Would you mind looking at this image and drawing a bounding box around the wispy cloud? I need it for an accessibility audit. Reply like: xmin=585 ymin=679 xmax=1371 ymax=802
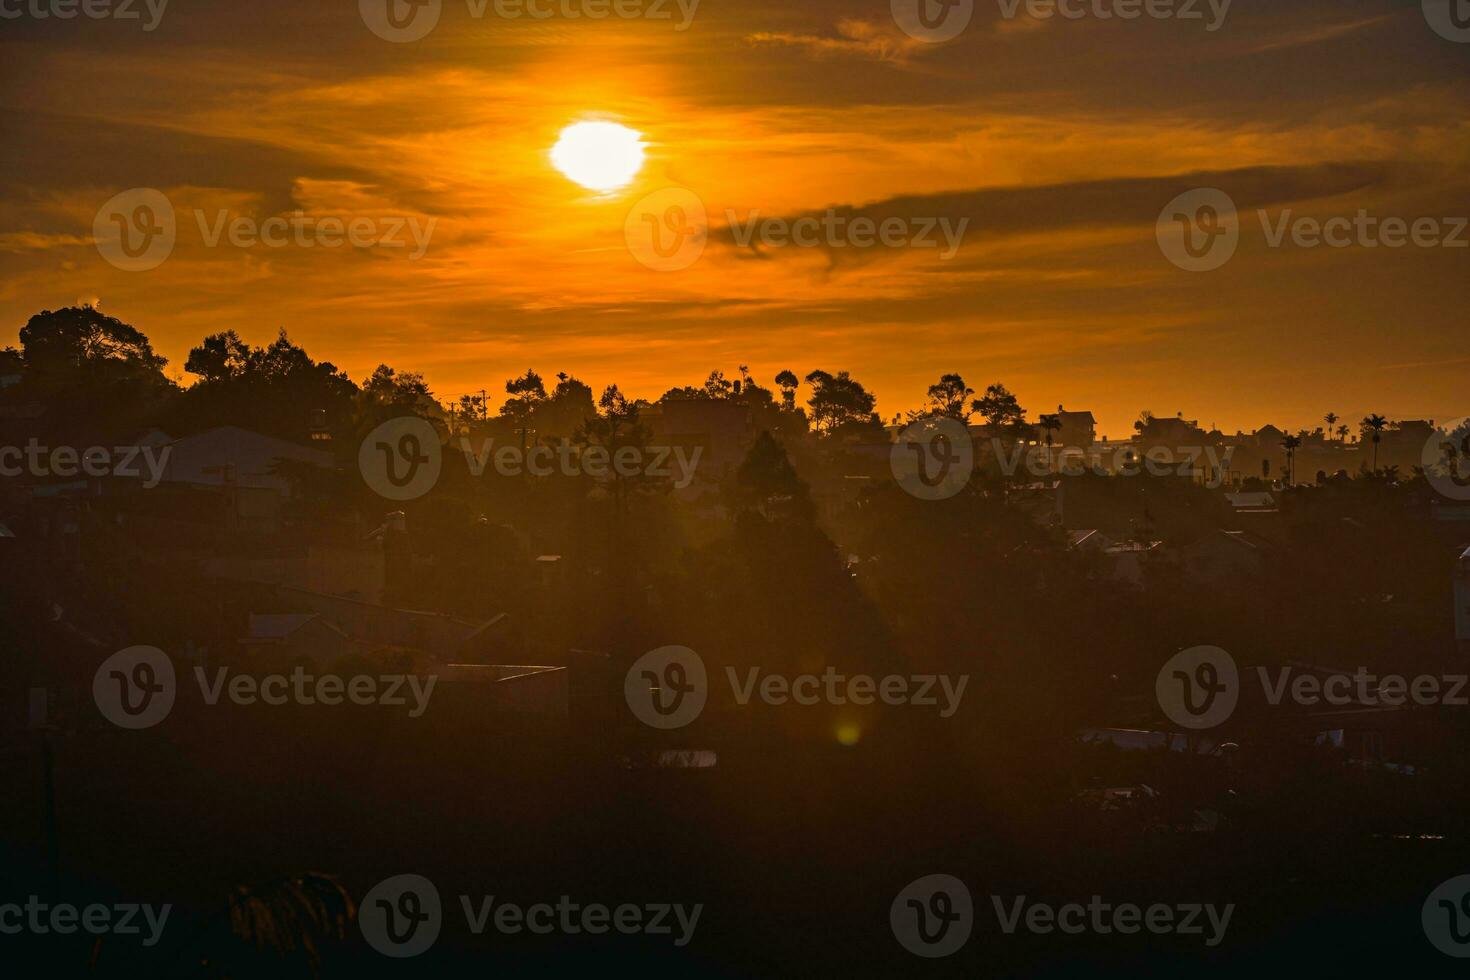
xmin=1247 ymin=14 xmax=1396 ymax=53
xmin=746 ymin=18 xmax=927 ymax=65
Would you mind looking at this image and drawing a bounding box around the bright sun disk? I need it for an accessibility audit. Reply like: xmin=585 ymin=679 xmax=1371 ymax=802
xmin=550 ymin=121 xmax=646 ymax=193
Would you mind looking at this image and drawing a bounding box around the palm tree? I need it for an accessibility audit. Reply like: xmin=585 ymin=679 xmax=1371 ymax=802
xmin=1324 ymin=412 xmax=1338 ymax=439
xmin=1281 ymin=434 xmax=1303 ymax=485
xmin=1336 ymin=423 xmax=1350 ymax=443
xmin=1038 ymin=413 xmax=1062 ymax=471
xmin=1361 ymin=414 xmax=1388 ymax=470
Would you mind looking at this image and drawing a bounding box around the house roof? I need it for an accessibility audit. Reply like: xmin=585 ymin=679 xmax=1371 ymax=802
xmin=159 ymin=426 xmax=333 ymax=492
xmin=1225 ymin=491 xmax=1276 ymax=510
xmin=247 ymin=613 xmax=320 ymax=640
xmin=1214 ymin=528 xmax=1275 ymax=551
xmin=1068 ymin=529 xmax=1114 ymax=550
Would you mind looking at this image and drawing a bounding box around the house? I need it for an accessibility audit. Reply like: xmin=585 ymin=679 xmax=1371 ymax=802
xmin=1051 ymin=405 xmax=1097 ymax=451
xmin=1175 ymin=528 xmax=1271 ymax=589
xmin=203 ymin=544 xmax=387 ymax=605
xmin=1374 ymin=419 xmax=1438 ymax=471
xmin=1225 ymin=491 xmax=1277 ymax=514
xmin=240 ymin=613 xmax=355 ymax=667
xmin=1102 ymin=540 xmax=1164 ymax=586
xmin=436 ymin=664 xmax=568 ymax=718
xmin=1137 ymin=415 xmax=1208 ymax=448
xmin=262 ymin=585 xmax=511 ymax=662
xmin=153 ymin=426 xmax=335 ymax=533
xmin=1254 ymin=424 xmax=1286 ymax=446
xmin=1068 ymin=529 xmax=1114 ymax=552
xmin=642 ymin=399 xmax=756 ymax=493
xmin=158 ymin=426 xmax=333 ymax=494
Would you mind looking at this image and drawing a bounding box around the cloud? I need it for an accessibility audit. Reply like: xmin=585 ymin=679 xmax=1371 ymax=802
xmin=1246 ymin=14 xmax=1396 ymax=54
xmin=711 ymin=162 xmax=1390 ymax=265
xmin=0 ymin=231 xmax=92 ymax=253
xmin=746 ymin=18 xmax=928 ymax=65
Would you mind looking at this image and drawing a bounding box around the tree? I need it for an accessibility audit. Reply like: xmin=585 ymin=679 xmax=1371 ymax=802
xmin=362 ymin=364 xmax=433 ymax=412
xmin=1361 ymin=414 xmax=1388 ymax=470
xmin=1281 ymin=433 xmax=1302 ymax=485
xmin=175 ymin=328 xmax=358 ymax=439
xmin=184 ymin=330 xmax=251 ymax=384
xmin=19 ymin=305 xmax=168 ymax=379
xmin=973 ymin=383 xmax=1026 ymax=429
xmin=1038 ymin=412 xmax=1062 ymax=470
xmin=972 ymin=384 xmax=1029 ymax=494
xmin=775 ymin=370 xmax=800 ymax=411
xmin=448 ymin=392 xmax=487 ymax=431
xmin=1324 ymin=412 xmax=1339 ymax=439
xmin=1336 ymin=423 xmax=1350 ymax=443
xmin=536 ymin=371 xmax=596 ymax=439
xmin=702 ymin=370 xmax=735 ymax=399
xmin=576 ymin=384 xmax=657 ymax=514
xmin=911 ymin=373 xmax=974 ymax=423
xmin=804 ymin=370 xmax=881 ymax=436
xmin=733 ymin=430 xmax=813 ymax=520
xmin=13 ymin=307 xmax=175 ymax=431
xmin=504 ymin=369 xmax=547 ymax=401
xmin=498 ymin=369 xmax=546 ymax=431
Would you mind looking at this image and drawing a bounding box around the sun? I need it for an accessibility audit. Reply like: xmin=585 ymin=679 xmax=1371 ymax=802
xmin=550 ymin=121 xmax=646 ymax=193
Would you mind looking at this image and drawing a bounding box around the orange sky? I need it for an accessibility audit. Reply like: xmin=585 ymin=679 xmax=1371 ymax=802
xmin=1 ymin=1 xmax=1467 ymax=437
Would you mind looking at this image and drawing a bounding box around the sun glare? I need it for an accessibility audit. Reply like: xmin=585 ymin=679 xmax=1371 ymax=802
xmin=550 ymin=121 xmax=646 ymax=193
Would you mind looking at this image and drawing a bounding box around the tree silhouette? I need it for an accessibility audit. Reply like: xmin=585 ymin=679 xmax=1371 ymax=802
xmin=1280 ymin=433 xmax=1302 ymax=485
xmin=733 ymin=430 xmax=813 ymax=520
xmin=909 ymin=372 xmax=974 ymax=423
xmin=20 ymin=305 xmax=168 ymax=379
xmin=185 ymin=331 xmax=251 ymax=383
xmin=803 ymin=370 xmax=880 ymax=436
xmin=175 ymin=328 xmax=357 ymax=439
xmin=1039 ymin=413 xmax=1062 ymax=471
xmin=361 ymin=364 xmax=433 ymax=414
xmin=1361 ymin=414 xmax=1388 ymax=470
xmin=774 ymin=369 xmax=800 ymax=411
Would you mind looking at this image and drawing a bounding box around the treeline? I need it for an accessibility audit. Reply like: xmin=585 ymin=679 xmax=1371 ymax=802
xmin=1 ymin=306 xmax=1044 ymax=447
